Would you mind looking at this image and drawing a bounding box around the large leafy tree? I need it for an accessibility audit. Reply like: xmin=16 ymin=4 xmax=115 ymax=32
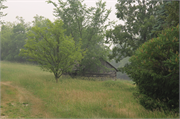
xmin=20 ymin=19 xmax=84 ymax=83
xmin=105 ymin=0 xmax=163 ymax=62
xmin=46 ymin=0 xmax=112 ymax=73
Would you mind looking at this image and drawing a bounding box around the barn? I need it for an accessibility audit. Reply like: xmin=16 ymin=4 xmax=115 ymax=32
xmin=67 ymin=59 xmax=118 ymax=78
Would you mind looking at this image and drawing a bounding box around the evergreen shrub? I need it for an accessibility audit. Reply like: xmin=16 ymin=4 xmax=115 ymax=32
xmin=124 ymin=25 xmax=179 ymax=113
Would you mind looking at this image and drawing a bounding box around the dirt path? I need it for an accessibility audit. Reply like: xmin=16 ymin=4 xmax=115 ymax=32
xmin=1 ymin=81 xmax=51 ymax=118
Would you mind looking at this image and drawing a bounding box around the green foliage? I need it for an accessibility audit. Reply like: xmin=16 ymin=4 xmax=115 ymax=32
xmin=1 ymin=22 xmax=14 ymax=60
xmin=124 ymin=25 xmax=179 ymax=113
xmin=149 ymin=2 xmax=167 ymax=38
xmin=1 ymin=17 xmax=29 ymax=62
xmin=20 ymin=19 xmax=85 ymax=83
xmin=32 ymin=14 xmax=49 ymax=28
xmin=133 ymin=92 xmax=170 ymax=112
xmin=164 ymin=1 xmax=179 ymax=27
xmin=150 ymin=1 xmax=179 ymax=38
xmin=46 ymin=0 xmax=112 ymax=73
xmin=0 ymin=0 xmax=8 ymax=24
xmin=105 ymin=0 xmax=162 ymax=62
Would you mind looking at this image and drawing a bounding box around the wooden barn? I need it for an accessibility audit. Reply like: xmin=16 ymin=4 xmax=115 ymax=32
xmin=67 ymin=59 xmax=118 ymax=78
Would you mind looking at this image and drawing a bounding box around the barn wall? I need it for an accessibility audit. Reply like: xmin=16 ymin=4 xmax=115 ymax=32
xmin=82 ymin=60 xmax=117 ymax=78
xmin=64 ymin=60 xmax=117 ymax=78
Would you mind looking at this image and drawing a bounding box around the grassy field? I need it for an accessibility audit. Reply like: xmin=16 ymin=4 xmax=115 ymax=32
xmin=0 ymin=61 xmax=179 ymax=118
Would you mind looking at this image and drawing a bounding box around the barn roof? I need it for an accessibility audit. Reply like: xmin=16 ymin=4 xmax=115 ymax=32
xmin=71 ymin=59 xmax=118 ymax=72
xmin=103 ymin=60 xmax=118 ymax=72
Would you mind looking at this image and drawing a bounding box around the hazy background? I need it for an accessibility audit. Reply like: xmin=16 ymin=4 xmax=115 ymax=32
xmin=2 ymin=0 xmax=124 ymax=25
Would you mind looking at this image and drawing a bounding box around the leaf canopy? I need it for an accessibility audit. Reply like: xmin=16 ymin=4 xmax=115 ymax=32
xmin=20 ymin=19 xmax=85 ymax=82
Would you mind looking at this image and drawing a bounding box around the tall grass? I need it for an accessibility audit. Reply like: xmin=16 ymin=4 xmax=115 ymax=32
xmin=1 ymin=61 xmax=179 ymax=118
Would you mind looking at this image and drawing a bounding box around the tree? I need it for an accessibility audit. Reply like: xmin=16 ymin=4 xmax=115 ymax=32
xmin=46 ymin=0 xmax=112 ymax=74
xmin=1 ymin=22 xmax=14 ymax=60
xmin=0 ymin=0 xmax=8 ymax=24
xmin=149 ymin=1 xmax=167 ymax=38
xmin=32 ymin=14 xmax=49 ymax=28
xmin=20 ymin=19 xmax=84 ymax=83
xmin=105 ymin=0 xmax=163 ymax=62
xmin=1 ymin=16 xmax=30 ymax=62
xmin=164 ymin=1 xmax=179 ymax=27
xmin=150 ymin=1 xmax=179 ymax=38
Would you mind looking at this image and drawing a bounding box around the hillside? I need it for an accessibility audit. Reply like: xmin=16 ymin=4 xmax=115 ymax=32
xmin=1 ymin=61 xmax=178 ymax=118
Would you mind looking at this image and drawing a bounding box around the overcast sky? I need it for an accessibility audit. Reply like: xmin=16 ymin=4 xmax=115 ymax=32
xmin=2 ymin=0 xmax=124 ymax=25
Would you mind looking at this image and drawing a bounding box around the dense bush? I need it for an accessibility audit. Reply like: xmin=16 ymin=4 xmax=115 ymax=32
xmin=124 ymin=25 xmax=179 ymax=113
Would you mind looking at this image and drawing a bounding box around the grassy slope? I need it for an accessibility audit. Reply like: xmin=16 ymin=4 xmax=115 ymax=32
xmin=0 ymin=61 xmax=179 ymax=118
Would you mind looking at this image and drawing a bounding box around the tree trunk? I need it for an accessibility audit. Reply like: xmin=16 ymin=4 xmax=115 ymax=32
xmin=55 ymin=77 xmax=58 ymax=83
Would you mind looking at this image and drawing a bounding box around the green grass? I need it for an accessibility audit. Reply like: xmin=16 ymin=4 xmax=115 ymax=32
xmin=1 ymin=61 xmax=179 ymax=118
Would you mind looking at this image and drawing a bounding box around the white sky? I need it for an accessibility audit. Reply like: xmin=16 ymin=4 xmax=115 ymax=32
xmin=2 ymin=0 xmax=124 ymax=25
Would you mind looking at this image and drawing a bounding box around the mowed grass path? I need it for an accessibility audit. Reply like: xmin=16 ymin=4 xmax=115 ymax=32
xmin=1 ymin=61 xmax=178 ymax=118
